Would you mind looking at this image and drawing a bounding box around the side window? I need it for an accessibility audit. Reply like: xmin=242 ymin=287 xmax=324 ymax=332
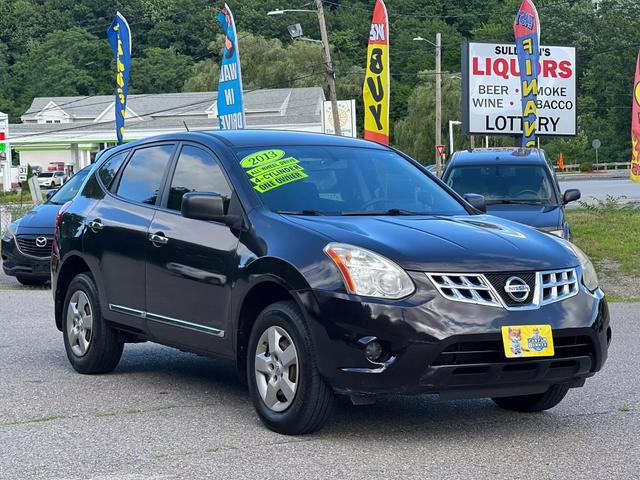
xmin=166 ymin=145 xmax=232 ymax=211
xmin=116 ymin=145 xmax=174 ymax=205
xmin=98 ymin=151 xmax=128 ymax=189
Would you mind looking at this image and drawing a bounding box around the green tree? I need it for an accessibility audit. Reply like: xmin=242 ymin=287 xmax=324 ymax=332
xmin=9 ymin=28 xmax=113 ymax=120
xmin=131 ymin=47 xmax=194 ymax=94
xmin=183 ymin=33 xmax=325 ymax=92
xmin=394 ymin=72 xmax=462 ymax=165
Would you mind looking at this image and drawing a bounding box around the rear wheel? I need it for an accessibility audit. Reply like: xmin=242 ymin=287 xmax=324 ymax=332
xmin=492 ymin=384 xmax=569 ymax=412
xmin=62 ymin=273 xmax=123 ymax=374
xmin=247 ymin=301 xmax=334 ymax=435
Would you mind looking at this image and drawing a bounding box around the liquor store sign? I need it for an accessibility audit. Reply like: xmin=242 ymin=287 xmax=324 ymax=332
xmin=462 ymin=42 xmax=576 ymax=136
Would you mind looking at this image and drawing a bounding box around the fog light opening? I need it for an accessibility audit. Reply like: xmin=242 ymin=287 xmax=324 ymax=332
xmin=365 ymin=340 xmax=384 ymax=363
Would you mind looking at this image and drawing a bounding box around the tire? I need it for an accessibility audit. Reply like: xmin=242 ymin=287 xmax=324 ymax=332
xmin=62 ymin=273 xmax=124 ymax=374
xmin=492 ymin=384 xmax=569 ymax=412
xmin=247 ymin=300 xmax=334 ymax=435
xmin=16 ymin=276 xmax=48 ymax=287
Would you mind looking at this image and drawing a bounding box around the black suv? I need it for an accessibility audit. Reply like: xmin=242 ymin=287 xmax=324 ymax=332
xmin=52 ymin=131 xmax=610 ymax=434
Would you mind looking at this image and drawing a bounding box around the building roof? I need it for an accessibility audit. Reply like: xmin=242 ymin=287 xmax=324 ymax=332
xmin=12 ymin=88 xmax=325 ymax=145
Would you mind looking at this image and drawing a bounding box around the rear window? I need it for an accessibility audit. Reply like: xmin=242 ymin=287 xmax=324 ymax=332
xmin=116 ymin=145 xmax=174 ymax=205
xmin=98 ymin=151 xmax=128 ymax=189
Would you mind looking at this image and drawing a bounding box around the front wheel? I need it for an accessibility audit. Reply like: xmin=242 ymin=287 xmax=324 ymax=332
xmin=492 ymin=384 xmax=569 ymax=412
xmin=62 ymin=273 xmax=124 ymax=374
xmin=247 ymin=301 xmax=334 ymax=435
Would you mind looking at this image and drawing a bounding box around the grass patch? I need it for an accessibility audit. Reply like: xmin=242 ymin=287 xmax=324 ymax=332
xmin=606 ymin=296 xmax=640 ymax=303
xmin=617 ymin=404 xmax=632 ymax=413
xmin=566 ymin=204 xmax=640 ymax=299
xmin=206 ymin=448 xmax=219 ymax=453
xmin=9 ymin=414 xmax=66 ymax=425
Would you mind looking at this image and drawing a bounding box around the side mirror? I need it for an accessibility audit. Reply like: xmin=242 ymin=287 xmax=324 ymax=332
xmin=463 ymin=193 xmax=487 ymax=213
xmin=181 ymin=192 xmax=226 ymax=222
xmin=563 ymin=189 xmax=581 ymax=204
xmin=45 ymin=189 xmax=58 ymax=200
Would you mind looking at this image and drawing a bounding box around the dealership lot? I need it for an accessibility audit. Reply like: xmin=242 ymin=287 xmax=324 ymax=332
xmin=1 ymin=270 xmax=638 ymax=480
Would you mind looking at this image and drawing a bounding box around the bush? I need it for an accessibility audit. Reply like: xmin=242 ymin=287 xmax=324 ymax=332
xmin=580 ymin=162 xmax=593 ymax=173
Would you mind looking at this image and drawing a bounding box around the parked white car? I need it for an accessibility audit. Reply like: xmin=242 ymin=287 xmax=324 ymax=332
xmin=37 ymin=171 xmax=67 ymax=188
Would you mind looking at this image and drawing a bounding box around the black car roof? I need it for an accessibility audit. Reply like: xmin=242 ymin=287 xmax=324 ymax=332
xmin=449 ymin=148 xmax=548 ymax=166
xmin=101 ymin=130 xmax=389 ymax=157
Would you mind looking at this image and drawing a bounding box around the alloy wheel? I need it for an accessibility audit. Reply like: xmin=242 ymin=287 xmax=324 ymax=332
xmin=66 ymin=290 xmax=93 ymax=357
xmin=254 ymin=326 xmax=299 ymax=412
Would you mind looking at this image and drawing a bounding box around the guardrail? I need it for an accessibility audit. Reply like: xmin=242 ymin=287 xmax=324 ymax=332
xmin=555 ymin=164 xmax=580 ymax=172
xmin=555 ymin=162 xmax=630 ymax=173
xmin=593 ymin=162 xmax=630 ymax=171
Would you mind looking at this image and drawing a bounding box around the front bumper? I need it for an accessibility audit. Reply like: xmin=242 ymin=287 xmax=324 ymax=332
xmin=300 ymin=273 xmax=610 ymax=399
xmin=1 ymin=235 xmax=52 ymax=281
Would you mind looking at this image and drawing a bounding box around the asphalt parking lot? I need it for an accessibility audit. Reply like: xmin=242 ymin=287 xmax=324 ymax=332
xmin=1 ymin=270 xmax=638 ymax=480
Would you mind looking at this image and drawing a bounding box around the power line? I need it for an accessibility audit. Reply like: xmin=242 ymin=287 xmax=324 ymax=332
xmin=321 ymin=0 xmax=580 ymax=20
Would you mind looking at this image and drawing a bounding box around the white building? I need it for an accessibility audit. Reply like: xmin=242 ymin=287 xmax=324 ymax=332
xmin=10 ymin=88 xmax=326 ymax=173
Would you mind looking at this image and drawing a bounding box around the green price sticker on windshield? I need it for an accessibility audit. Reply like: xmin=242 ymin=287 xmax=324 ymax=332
xmin=240 ymin=149 xmax=308 ymax=193
xmin=240 ymin=149 xmax=286 ymax=169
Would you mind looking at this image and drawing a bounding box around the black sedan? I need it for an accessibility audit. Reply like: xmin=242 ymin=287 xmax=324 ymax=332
xmin=51 ymin=131 xmax=609 ymax=434
xmin=2 ymin=166 xmax=92 ymax=286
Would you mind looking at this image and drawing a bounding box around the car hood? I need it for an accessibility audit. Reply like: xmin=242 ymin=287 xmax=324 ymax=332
xmin=284 ymin=214 xmax=578 ymax=272
xmin=14 ymin=203 xmax=60 ymax=232
xmin=485 ymin=204 xmax=562 ymax=229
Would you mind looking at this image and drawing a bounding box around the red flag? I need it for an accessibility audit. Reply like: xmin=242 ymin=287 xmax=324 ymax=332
xmin=558 ymin=152 xmax=565 ymax=171
xmin=631 ymin=50 xmax=640 ymax=183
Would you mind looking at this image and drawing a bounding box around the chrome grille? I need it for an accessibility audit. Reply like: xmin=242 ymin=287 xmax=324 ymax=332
xmin=15 ymin=235 xmax=53 ymax=259
xmin=541 ymin=269 xmax=579 ymax=305
xmin=428 ymin=268 xmax=580 ymax=310
xmin=427 ymin=274 xmax=502 ymax=307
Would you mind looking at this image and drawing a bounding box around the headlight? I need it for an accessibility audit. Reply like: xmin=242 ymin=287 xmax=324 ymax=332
xmin=3 ymin=222 xmax=17 ymax=241
xmin=324 ymin=243 xmax=415 ymax=299
xmin=570 ymin=244 xmax=599 ymax=292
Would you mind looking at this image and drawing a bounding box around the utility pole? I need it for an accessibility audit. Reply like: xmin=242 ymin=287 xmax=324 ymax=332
xmin=435 ymin=33 xmax=442 ymax=175
xmin=315 ymin=0 xmax=342 ymax=136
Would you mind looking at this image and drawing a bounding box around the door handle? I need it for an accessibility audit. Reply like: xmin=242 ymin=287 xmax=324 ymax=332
xmin=149 ymin=232 xmax=169 ymax=247
xmin=88 ymin=219 xmax=103 ymax=232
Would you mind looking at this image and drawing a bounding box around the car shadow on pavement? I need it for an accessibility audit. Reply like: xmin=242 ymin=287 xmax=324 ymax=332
xmin=83 ymin=343 xmax=583 ymax=441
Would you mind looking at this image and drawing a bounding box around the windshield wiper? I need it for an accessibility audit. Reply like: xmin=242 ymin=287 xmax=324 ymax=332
xmin=341 ymin=209 xmax=425 ymax=216
xmin=485 ymin=200 xmax=546 ymax=206
xmin=276 ymin=210 xmax=326 ymax=216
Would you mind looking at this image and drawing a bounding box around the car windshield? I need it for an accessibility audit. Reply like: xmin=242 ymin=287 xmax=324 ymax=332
xmin=235 ymin=146 xmax=468 ymax=216
xmin=47 ymin=167 xmax=91 ymax=205
xmin=445 ymin=164 xmax=558 ymax=206
xmin=39 ymin=173 xmax=54 ymax=178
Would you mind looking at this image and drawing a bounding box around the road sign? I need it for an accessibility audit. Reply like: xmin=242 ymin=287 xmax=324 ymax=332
xmin=0 ymin=112 xmax=11 ymax=192
xmin=436 ymin=145 xmax=446 ymax=156
xmin=592 ymin=139 xmax=601 ymax=149
xmin=462 ymin=42 xmax=577 ymax=136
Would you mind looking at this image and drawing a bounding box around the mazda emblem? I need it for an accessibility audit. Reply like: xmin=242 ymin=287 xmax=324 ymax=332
xmin=504 ymin=276 xmax=530 ymax=303
xmin=35 ymin=236 xmax=48 ymax=248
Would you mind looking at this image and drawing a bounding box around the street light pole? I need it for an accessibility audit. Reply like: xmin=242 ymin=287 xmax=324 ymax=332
xmin=435 ymin=32 xmax=442 ymax=175
xmin=414 ymin=34 xmax=443 ymax=174
xmin=268 ymin=4 xmax=342 ymax=136
xmin=314 ymin=0 xmax=342 ymax=136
